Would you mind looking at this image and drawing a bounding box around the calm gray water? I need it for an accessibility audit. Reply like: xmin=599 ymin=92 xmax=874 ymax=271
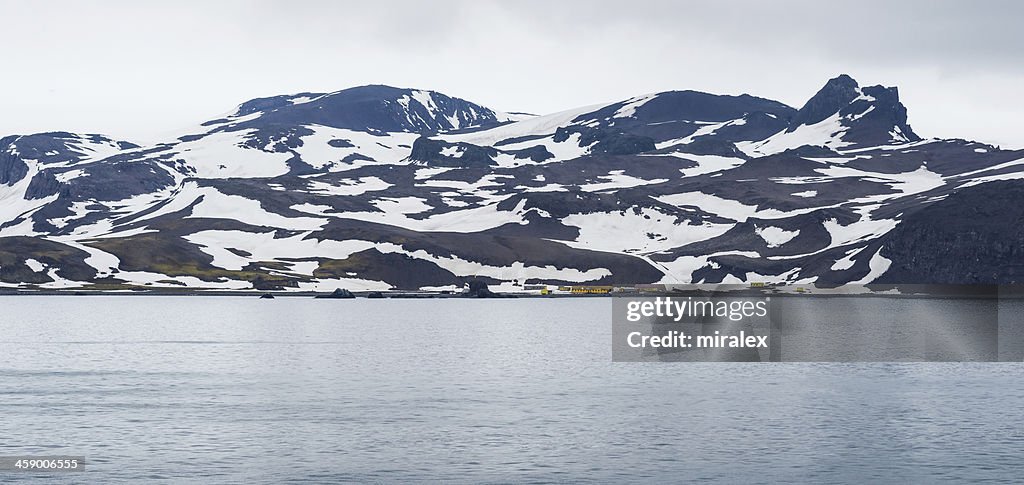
xmin=2 ymin=296 xmax=1023 ymax=483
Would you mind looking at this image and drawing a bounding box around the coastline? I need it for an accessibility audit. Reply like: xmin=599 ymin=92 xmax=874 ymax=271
xmin=1 ymin=285 xmax=1016 ymax=300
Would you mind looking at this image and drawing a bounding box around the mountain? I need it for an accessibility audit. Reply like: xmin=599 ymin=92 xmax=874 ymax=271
xmin=223 ymin=84 xmax=519 ymax=133
xmin=1 ymin=76 xmax=1022 ymax=291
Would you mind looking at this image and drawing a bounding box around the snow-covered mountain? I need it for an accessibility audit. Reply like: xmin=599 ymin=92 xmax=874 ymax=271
xmin=2 ymin=76 xmax=1022 ymax=291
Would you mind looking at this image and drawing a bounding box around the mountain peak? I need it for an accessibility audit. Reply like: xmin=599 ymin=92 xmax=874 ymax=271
xmin=787 ymin=74 xmax=861 ymax=130
xmin=826 ymin=73 xmax=858 ymax=88
xmin=776 ymin=74 xmax=920 ymax=147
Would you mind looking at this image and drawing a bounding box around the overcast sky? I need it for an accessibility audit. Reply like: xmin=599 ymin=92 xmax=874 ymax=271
xmin=2 ymin=0 xmax=1022 ymax=147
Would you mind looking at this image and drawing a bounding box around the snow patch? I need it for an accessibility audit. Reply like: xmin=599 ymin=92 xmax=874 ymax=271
xmin=298 ymin=125 xmax=419 ymax=171
xmin=738 ymin=113 xmax=851 ymax=156
xmin=25 ymin=259 xmax=45 ymax=272
xmin=579 ymin=171 xmax=668 ymax=192
xmin=561 ymin=208 xmax=732 ymax=254
xmin=657 ymin=192 xmax=821 ymax=222
xmin=754 ymin=225 xmax=799 ymax=248
xmin=613 ymin=93 xmax=658 ymax=118
xmin=184 ymin=230 xmax=375 ymax=272
xmin=305 ymin=176 xmax=392 ymax=196
xmin=173 ymin=129 xmax=293 ymax=178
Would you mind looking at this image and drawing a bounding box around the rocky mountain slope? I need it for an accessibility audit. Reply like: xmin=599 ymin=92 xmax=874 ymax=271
xmin=1 ymin=78 xmax=1021 ymax=291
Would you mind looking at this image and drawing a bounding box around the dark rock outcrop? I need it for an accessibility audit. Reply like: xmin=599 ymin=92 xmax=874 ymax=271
xmin=553 ymin=126 xmax=655 ymax=156
xmin=409 ymin=137 xmax=498 ymax=167
xmin=841 ymin=84 xmax=920 ymax=145
xmin=877 ymin=180 xmax=1024 ymax=284
xmin=314 ymin=288 xmax=356 ymax=299
xmin=0 ymin=136 xmax=29 ymax=186
xmin=463 ymin=280 xmax=497 ymax=298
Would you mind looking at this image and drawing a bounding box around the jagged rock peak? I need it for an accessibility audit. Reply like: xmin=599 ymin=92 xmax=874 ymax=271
xmin=788 ymin=74 xmax=861 ymax=130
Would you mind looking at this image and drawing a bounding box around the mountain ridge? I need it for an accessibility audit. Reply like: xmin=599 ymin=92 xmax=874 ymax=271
xmin=1 ymin=74 xmax=1022 ymax=291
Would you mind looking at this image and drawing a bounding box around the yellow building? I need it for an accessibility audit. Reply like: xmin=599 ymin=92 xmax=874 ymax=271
xmin=570 ymin=286 xmax=613 ymax=295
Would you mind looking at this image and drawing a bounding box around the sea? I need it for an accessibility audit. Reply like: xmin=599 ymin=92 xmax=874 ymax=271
xmin=2 ymin=296 xmax=1023 ymax=483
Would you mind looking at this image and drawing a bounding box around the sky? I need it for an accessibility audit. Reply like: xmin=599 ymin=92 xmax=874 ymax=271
xmin=2 ymin=0 xmax=1022 ymax=147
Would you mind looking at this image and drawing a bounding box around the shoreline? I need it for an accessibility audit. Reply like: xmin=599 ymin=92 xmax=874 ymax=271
xmin=1 ymin=286 xmax=1017 ymax=300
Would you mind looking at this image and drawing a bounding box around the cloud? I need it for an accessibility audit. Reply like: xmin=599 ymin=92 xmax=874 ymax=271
xmin=0 ymin=0 xmax=1021 ymax=147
